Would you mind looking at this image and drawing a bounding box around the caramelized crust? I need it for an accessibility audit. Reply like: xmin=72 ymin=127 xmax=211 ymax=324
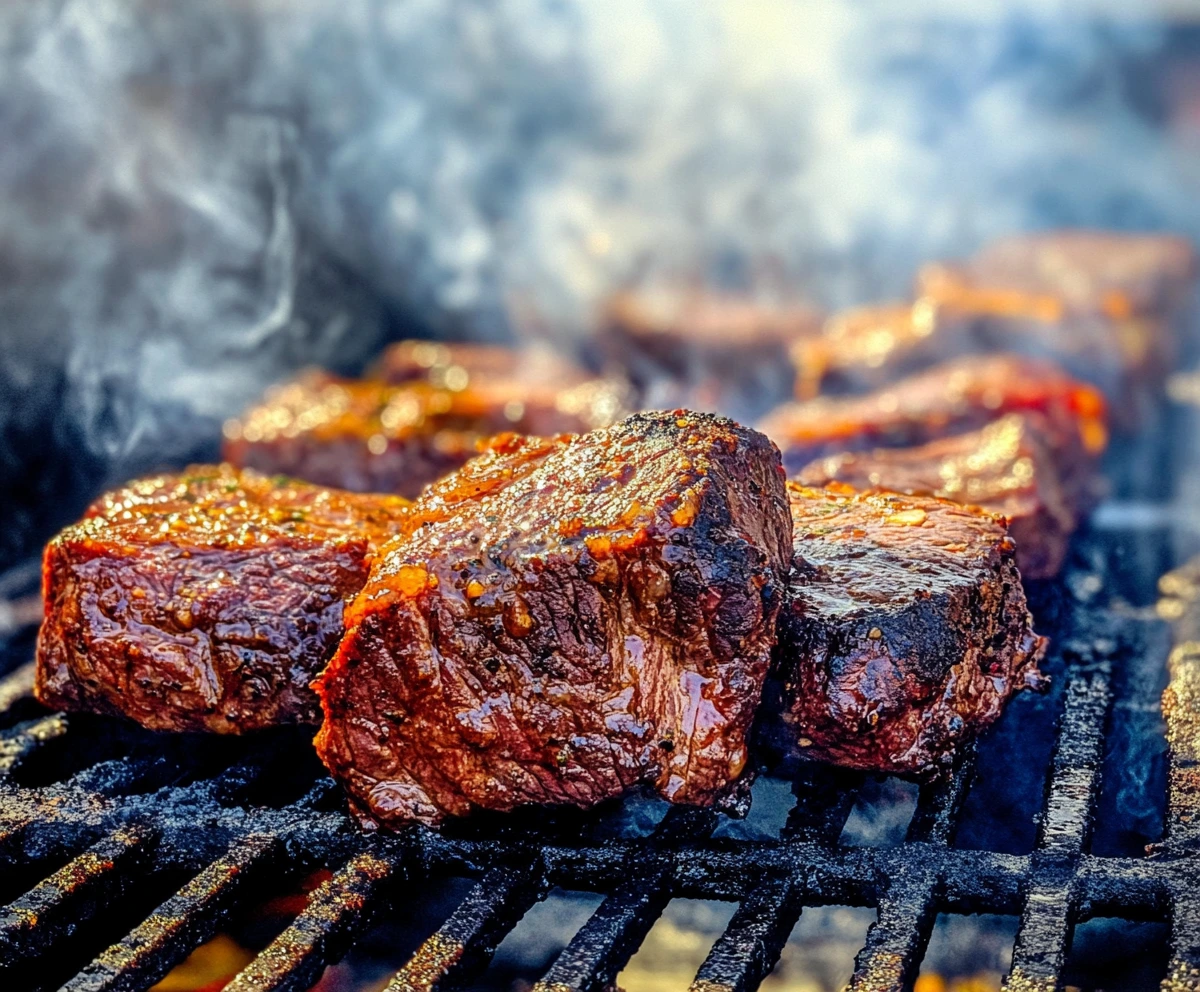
xmin=795 ymin=414 xmax=1078 ymax=579
xmin=917 ymin=232 xmax=1198 ymax=421
xmin=223 ymin=371 xmax=626 ymax=498
xmin=315 ymin=411 xmax=793 ymax=828
xmin=36 ymin=465 xmax=410 ymax=732
xmin=759 ymin=484 xmax=1047 ymax=777
xmin=759 ymin=354 xmax=1107 ymax=505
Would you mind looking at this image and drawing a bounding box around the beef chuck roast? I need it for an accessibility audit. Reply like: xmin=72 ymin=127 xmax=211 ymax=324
xmin=314 ymin=411 xmax=793 ymax=829
xmin=36 ymin=466 xmax=410 ymax=733
xmin=795 ymin=414 xmax=1079 ymax=579
xmin=759 ymin=354 xmax=1108 ymax=509
xmin=223 ymin=370 xmax=626 ymax=498
xmin=757 ymin=484 xmax=1046 ymax=778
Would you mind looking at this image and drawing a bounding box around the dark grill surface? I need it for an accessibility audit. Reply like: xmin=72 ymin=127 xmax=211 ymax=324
xmin=1 ymin=432 xmax=1199 ymax=991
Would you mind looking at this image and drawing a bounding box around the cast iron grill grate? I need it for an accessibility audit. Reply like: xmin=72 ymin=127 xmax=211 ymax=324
xmin=0 ymin=562 xmax=1195 ymax=992
xmin=0 ymin=415 xmax=1198 ymax=992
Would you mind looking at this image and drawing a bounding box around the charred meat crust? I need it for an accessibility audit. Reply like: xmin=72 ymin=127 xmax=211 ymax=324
xmin=795 ymin=413 xmax=1078 ymax=579
xmin=314 ymin=411 xmax=793 ymax=829
xmin=223 ymin=370 xmax=626 ymax=498
xmin=35 ymin=465 xmax=410 ymax=733
xmin=759 ymin=354 xmax=1108 ymax=510
xmin=758 ymin=484 xmax=1047 ymax=778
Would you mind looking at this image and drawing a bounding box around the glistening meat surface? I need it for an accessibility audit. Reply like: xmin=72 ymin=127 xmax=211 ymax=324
xmin=315 ymin=411 xmax=793 ymax=828
xmin=36 ymin=465 xmax=410 ymax=733
xmin=757 ymin=484 xmax=1046 ymax=778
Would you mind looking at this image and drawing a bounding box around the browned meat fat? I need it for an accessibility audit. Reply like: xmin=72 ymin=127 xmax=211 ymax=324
xmin=223 ymin=370 xmax=626 ymax=498
xmin=795 ymin=414 xmax=1078 ymax=579
xmin=314 ymin=411 xmax=793 ymax=829
xmin=602 ymin=290 xmax=822 ymax=420
xmin=35 ymin=466 xmax=411 ymax=733
xmin=917 ymin=231 xmax=1198 ymax=422
xmin=757 ymin=484 xmax=1046 ymax=778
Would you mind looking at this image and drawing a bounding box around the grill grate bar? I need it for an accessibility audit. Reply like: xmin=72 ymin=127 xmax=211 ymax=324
xmin=1037 ymin=655 xmax=1113 ymax=858
xmin=1163 ymin=641 xmax=1200 ymax=852
xmin=1002 ymin=648 xmax=1114 ymax=991
xmin=224 ymin=849 xmax=404 ymax=992
xmin=1163 ymin=894 xmax=1200 ymax=992
xmin=688 ymin=875 xmax=801 ymax=992
xmin=531 ymin=875 xmax=672 ymax=992
xmin=60 ymin=833 xmax=280 ymax=992
xmin=0 ymin=713 xmax=68 ymax=775
xmin=0 ymin=824 xmax=154 ymax=970
xmin=384 ymin=862 xmax=544 ymax=992
xmin=531 ymin=806 xmax=716 ymax=992
xmin=906 ymin=741 xmax=977 ymax=847
xmin=783 ymin=765 xmax=862 ymax=845
xmin=846 ymin=873 xmax=938 ymax=992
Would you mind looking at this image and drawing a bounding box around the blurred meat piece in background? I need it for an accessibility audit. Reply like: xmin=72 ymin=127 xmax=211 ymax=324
xmin=35 ymin=466 xmax=410 ymax=733
xmin=795 ymin=414 xmax=1077 ymax=579
xmin=602 ymin=289 xmax=822 ymax=420
xmin=758 ymin=484 xmax=1046 ymax=778
xmin=759 ymin=354 xmax=1108 ymax=511
xmin=791 ymin=300 xmax=967 ymax=398
xmin=373 ymin=339 xmax=592 ymax=389
xmin=918 ymin=231 xmax=1198 ymax=424
xmin=223 ymin=368 xmax=627 ymax=497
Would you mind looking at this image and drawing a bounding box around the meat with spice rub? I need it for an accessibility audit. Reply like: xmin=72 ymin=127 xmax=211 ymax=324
xmin=315 ymin=411 xmax=793 ymax=828
xmin=36 ymin=465 xmax=410 ymax=732
xmin=756 ymin=484 xmax=1047 ymax=778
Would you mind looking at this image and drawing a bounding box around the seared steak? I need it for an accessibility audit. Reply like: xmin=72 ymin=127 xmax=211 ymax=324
xmin=603 ymin=290 xmax=822 ymax=421
xmin=315 ymin=411 xmax=793 ymax=829
xmin=795 ymin=414 xmax=1078 ymax=579
xmin=917 ymin=232 xmax=1197 ymax=423
xmin=36 ymin=466 xmax=410 ymax=733
xmin=759 ymin=354 xmax=1107 ymax=508
xmin=757 ymin=484 xmax=1047 ymax=778
xmin=223 ymin=371 xmax=626 ymax=498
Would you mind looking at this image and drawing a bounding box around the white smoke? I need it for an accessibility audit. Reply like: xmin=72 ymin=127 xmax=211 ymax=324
xmin=0 ymin=0 xmax=1195 ymax=563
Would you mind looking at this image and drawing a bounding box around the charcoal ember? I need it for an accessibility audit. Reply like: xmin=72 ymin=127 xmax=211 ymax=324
xmin=314 ymin=410 xmax=793 ymax=828
xmin=917 ymin=231 xmax=1198 ymax=425
xmin=757 ymin=483 xmax=1047 ymax=778
xmin=35 ymin=465 xmax=410 ymax=733
xmin=795 ymin=413 xmax=1079 ymax=579
xmin=791 ymin=301 xmax=969 ymax=399
xmin=758 ymin=353 xmax=1108 ymax=512
xmin=223 ymin=370 xmax=627 ymax=498
xmin=601 ymin=290 xmax=822 ymax=422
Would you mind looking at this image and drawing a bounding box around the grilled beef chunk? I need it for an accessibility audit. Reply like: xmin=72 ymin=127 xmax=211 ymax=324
xmin=759 ymin=354 xmax=1107 ymax=508
xmin=315 ymin=411 xmax=793 ymax=829
xmin=795 ymin=414 xmax=1078 ymax=579
xmin=36 ymin=466 xmax=410 ymax=733
xmin=757 ymin=484 xmax=1047 ymax=778
xmin=374 ymin=340 xmax=591 ymax=389
xmin=603 ymin=290 xmax=822 ymax=421
xmin=917 ymin=232 xmax=1198 ymax=423
xmin=223 ymin=371 xmax=626 ymax=498
xmin=791 ymin=301 xmax=965 ymax=399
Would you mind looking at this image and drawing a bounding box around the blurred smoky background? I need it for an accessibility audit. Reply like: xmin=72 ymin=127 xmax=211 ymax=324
xmin=4 ymin=0 xmax=1200 ymax=570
